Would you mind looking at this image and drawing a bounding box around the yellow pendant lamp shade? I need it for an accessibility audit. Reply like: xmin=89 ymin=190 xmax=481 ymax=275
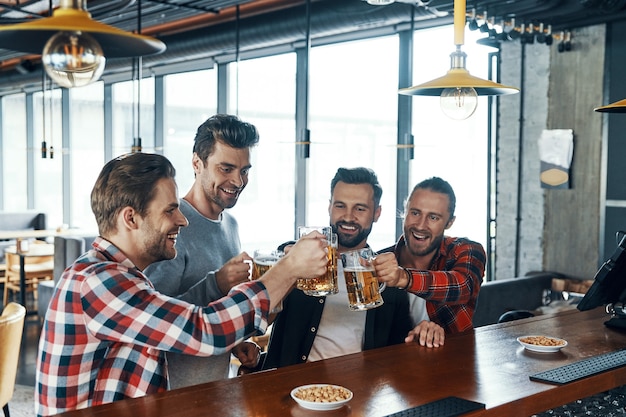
xmin=0 ymin=0 xmax=165 ymax=88
xmin=594 ymin=98 xmax=626 ymax=113
xmin=0 ymin=3 xmax=165 ymax=57
xmin=399 ymin=0 xmax=519 ymax=119
xmin=399 ymin=63 xmax=520 ymax=96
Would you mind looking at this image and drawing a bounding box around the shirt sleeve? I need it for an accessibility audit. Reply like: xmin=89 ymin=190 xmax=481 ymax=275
xmin=80 ymin=262 xmax=270 ymax=357
xmin=179 ymin=270 xmax=223 ymax=305
xmin=407 ymin=240 xmax=486 ymax=305
xmin=145 ymin=250 xmax=223 ymax=306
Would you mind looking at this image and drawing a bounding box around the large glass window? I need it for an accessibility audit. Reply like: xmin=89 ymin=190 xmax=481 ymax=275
xmin=70 ymin=83 xmax=104 ymax=231
xmin=0 ymin=25 xmax=492 ymax=257
xmin=308 ymin=36 xmax=399 ymax=251
xmin=227 ymin=53 xmax=297 ymax=252
xmin=409 ymin=26 xmax=491 ymax=250
xmin=2 ymin=93 xmax=27 ymax=210
xmin=163 ymin=69 xmax=217 ymax=194
xmin=112 ymin=77 xmax=155 ymax=158
xmin=33 ymin=90 xmax=63 ymax=227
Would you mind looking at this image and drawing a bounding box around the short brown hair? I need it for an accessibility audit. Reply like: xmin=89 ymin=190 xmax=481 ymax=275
xmin=91 ymin=153 xmax=176 ymax=236
xmin=192 ymin=114 xmax=259 ymax=163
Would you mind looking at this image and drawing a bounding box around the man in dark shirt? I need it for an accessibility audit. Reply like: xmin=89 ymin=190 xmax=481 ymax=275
xmin=262 ymin=168 xmax=444 ymax=370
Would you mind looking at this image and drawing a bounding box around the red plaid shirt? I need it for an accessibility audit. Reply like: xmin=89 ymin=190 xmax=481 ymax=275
xmin=381 ymin=236 xmax=486 ymax=334
xmin=36 ymin=237 xmax=270 ymax=417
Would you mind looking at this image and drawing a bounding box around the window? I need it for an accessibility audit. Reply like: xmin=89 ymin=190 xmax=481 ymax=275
xmin=33 ymin=90 xmax=62 ymax=227
xmin=227 ymin=53 xmax=297 ymax=252
xmin=112 ymin=78 xmax=155 ymax=158
xmin=409 ymin=26 xmax=491 ymax=250
xmin=1 ymin=93 xmax=27 ymax=210
xmin=308 ymin=36 xmax=399 ymax=251
xmin=163 ymin=69 xmax=217 ymax=194
xmin=70 ymin=83 xmax=104 ymax=231
xmin=0 ymin=24 xmax=492 ymax=258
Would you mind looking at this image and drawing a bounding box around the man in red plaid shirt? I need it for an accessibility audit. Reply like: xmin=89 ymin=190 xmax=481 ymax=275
xmin=36 ymin=153 xmax=328 ymax=417
xmin=375 ymin=177 xmax=486 ymax=334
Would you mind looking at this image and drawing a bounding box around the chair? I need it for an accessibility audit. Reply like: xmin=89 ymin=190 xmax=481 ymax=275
xmin=0 ymin=263 xmax=6 ymax=298
xmin=3 ymin=245 xmax=54 ymax=309
xmin=0 ymin=302 xmax=26 ymax=417
xmin=498 ymin=310 xmax=535 ymax=323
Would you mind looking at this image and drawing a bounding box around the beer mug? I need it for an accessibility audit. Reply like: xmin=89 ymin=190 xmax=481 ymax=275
xmin=251 ymin=249 xmax=284 ymax=313
xmin=341 ymin=248 xmax=385 ymax=310
xmin=251 ymin=249 xmax=283 ymax=280
xmin=296 ymin=226 xmax=339 ymax=296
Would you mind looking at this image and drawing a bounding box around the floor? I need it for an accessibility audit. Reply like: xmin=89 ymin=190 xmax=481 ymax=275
xmin=17 ymin=315 xmax=39 ymax=387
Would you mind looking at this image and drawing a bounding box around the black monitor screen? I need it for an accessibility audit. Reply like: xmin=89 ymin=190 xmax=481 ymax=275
xmin=578 ymin=232 xmax=626 ymax=312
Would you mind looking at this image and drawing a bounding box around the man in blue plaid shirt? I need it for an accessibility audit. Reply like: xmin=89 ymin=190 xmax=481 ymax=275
xmin=36 ymin=152 xmax=329 ymax=417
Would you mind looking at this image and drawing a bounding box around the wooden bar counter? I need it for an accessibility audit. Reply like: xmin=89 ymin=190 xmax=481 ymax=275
xmin=56 ymin=307 xmax=626 ymax=417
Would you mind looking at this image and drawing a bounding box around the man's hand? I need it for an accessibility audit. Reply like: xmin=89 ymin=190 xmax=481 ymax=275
xmin=279 ymin=231 xmax=328 ymax=280
xmin=405 ymin=320 xmax=445 ymax=348
xmin=373 ymin=253 xmax=409 ymax=288
xmin=215 ymin=252 xmax=253 ymax=295
xmin=232 ymin=341 xmax=261 ymax=368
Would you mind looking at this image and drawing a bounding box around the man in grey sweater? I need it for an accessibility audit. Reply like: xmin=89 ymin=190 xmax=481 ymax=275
xmin=145 ymin=114 xmax=260 ymax=388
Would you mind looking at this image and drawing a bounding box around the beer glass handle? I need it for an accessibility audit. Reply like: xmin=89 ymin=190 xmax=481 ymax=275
xmin=379 ymin=282 xmax=386 ymax=293
xmin=243 ymin=259 xmax=253 ymax=280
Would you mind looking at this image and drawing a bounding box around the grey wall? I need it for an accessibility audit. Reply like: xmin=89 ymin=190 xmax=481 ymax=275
xmin=496 ymin=42 xmax=550 ymax=279
xmin=543 ymin=25 xmax=605 ymax=280
xmin=495 ymin=24 xmax=606 ymax=280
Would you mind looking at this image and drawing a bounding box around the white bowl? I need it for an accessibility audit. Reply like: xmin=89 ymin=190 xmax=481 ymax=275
xmin=290 ymin=384 xmax=353 ymax=411
xmin=517 ymin=335 xmax=568 ymax=353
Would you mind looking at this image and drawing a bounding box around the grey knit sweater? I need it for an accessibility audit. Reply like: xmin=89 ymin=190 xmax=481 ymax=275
xmin=145 ymin=198 xmax=241 ymax=388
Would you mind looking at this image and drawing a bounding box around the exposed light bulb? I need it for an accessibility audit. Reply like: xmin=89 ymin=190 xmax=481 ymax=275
xmin=440 ymin=87 xmax=478 ymax=120
xmin=42 ymin=31 xmax=106 ymax=88
xmin=366 ymin=0 xmax=395 ymax=4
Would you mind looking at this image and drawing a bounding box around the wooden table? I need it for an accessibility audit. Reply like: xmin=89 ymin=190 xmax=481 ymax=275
xmin=55 ymin=307 xmax=626 ymax=417
xmin=0 ymin=228 xmax=91 ymax=241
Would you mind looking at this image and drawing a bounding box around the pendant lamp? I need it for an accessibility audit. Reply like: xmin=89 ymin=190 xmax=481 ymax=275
xmin=594 ymin=99 xmax=626 ymax=113
xmin=48 ymin=76 xmax=55 ymax=159
xmin=0 ymin=0 xmax=166 ymax=88
xmin=399 ymin=0 xmax=519 ymax=120
xmin=131 ymin=0 xmax=145 ymax=153
xmin=41 ymin=71 xmax=48 ymax=159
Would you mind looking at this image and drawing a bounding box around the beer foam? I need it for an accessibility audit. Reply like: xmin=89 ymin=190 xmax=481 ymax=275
xmin=255 ymin=257 xmax=279 ymax=266
xmin=343 ymin=266 xmax=373 ymax=272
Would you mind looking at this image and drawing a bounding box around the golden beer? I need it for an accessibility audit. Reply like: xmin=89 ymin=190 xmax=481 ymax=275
xmin=252 ymin=256 xmax=279 ymax=280
xmin=296 ymin=245 xmax=338 ymax=296
xmin=251 ymin=250 xmax=284 ymax=313
xmin=343 ymin=267 xmax=384 ymax=310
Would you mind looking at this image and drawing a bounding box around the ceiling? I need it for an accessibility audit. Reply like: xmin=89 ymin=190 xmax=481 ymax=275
xmin=1 ymin=0 xmax=626 ymax=91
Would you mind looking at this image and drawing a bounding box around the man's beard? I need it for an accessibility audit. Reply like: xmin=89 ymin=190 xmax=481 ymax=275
xmin=143 ymin=225 xmax=176 ymax=263
xmin=406 ymin=232 xmax=443 ymax=257
xmin=332 ymin=222 xmax=372 ymax=249
xmin=203 ymin=180 xmax=242 ymax=211
xmin=211 ymin=193 xmax=237 ymax=210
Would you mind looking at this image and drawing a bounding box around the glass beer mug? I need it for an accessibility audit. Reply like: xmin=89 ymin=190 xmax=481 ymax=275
xmin=296 ymin=226 xmax=339 ymax=297
xmin=341 ymin=247 xmax=385 ymax=310
xmin=251 ymin=248 xmax=284 ymax=313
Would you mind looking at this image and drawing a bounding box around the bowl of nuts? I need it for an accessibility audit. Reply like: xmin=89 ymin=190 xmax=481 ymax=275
xmin=517 ymin=335 xmax=568 ymax=353
xmin=290 ymin=383 xmax=353 ymax=410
